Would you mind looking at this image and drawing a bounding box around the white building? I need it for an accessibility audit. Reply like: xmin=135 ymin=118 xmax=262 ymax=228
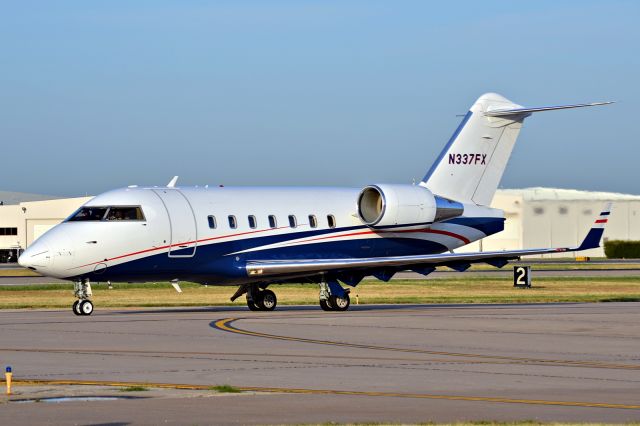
xmin=0 ymin=193 xmax=91 ymax=262
xmin=462 ymin=187 xmax=640 ymax=258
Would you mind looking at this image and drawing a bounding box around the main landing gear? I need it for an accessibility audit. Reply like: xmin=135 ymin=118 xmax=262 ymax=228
xmin=73 ymin=279 xmax=94 ymax=316
xmin=246 ymin=285 xmax=277 ymax=311
xmin=319 ymin=279 xmax=350 ymax=312
xmin=231 ymin=280 xmax=352 ymax=312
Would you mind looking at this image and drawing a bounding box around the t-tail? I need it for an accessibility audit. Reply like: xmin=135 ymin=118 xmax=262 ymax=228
xmin=420 ymin=93 xmax=613 ymax=206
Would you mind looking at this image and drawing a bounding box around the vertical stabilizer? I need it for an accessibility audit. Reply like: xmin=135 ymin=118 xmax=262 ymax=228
xmin=421 ymin=94 xmax=612 ymax=206
xmin=420 ymin=93 xmax=526 ymax=206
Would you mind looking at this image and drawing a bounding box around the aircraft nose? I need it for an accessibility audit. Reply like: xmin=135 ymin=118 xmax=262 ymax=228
xmin=18 ymin=240 xmax=52 ymax=270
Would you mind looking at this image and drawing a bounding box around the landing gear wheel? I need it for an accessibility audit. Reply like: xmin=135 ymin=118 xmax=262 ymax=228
xmin=330 ymin=294 xmax=350 ymax=311
xmin=258 ymin=290 xmax=277 ymax=311
xmin=79 ymin=300 xmax=94 ymax=316
xmin=72 ymin=300 xmax=82 ymax=316
xmin=246 ymin=298 xmax=260 ymax=311
xmin=319 ymin=299 xmax=332 ymax=311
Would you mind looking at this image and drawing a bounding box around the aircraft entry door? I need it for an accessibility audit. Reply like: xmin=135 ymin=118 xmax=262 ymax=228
xmin=153 ymin=189 xmax=197 ymax=257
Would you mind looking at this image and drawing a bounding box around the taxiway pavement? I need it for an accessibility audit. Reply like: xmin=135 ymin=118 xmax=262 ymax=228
xmin=0 ymin=303 xmax=639 ymax=424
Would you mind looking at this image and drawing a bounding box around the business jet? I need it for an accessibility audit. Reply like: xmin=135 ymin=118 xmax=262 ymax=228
xmin=19 ymin=93 xmax=612 ymax=315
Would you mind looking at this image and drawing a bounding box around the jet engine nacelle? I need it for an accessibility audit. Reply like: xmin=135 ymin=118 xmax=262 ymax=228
xmin=357 ymin=184 xmax=464 ymax=227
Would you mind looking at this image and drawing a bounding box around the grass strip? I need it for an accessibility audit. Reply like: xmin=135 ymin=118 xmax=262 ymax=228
xmin=119 ymin=385 xmax=149 ymax=392
xmin=210 ymin=384 xmax=242 ymax=393
xmin=0 ymin=269 xmax=41 ymax=277
xmin=0 ymin=277 xmax=639 ymax=309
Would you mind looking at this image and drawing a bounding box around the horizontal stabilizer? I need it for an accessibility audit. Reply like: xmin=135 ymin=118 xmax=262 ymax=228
xmin=485 ymin=101 xmax=613 ymax=117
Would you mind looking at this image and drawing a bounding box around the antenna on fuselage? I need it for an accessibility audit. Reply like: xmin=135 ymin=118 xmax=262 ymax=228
xmin=167 ymin=176 xmax=179 ymax=188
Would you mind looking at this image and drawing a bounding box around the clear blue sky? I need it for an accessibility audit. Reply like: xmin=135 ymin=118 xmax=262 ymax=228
xmin=2 ymin=1 xmax=638 ymax=196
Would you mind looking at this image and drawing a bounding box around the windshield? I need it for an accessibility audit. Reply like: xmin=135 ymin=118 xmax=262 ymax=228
xmin=67 ymin=207 xmax=109 ymax=221
xmin=106 ymin=207 xmax=145 ymax=221
xmin=67 ymin=206 xmax=145 ymax=222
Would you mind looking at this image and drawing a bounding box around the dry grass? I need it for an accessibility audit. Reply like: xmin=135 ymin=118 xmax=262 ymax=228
xmin=0 ymin=277 xmax=639 ymax=309
xmin=0 ymin=268 xmax=40 ymax=277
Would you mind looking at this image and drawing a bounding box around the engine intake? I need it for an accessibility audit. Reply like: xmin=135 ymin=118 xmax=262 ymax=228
xmin=357 ymin=184 xmax=463 ymax=227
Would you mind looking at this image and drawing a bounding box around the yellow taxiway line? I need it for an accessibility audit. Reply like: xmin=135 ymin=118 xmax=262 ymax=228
xmin=213 ymin=317 xmax=640 ymax=371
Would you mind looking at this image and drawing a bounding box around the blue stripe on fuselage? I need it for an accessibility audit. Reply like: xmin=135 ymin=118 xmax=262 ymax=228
xmin=422 ymin=111 xmax=473 ymax=182
xmin=445 ymin=216 xmax=505 ymax=236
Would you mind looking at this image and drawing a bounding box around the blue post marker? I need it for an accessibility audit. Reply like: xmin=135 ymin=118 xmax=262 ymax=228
xmin=5 ymin=366 xmax=12 ymax=395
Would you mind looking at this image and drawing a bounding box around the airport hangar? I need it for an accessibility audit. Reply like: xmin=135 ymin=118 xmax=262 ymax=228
xmin=0 ymin=187 xmax=639 ymax=263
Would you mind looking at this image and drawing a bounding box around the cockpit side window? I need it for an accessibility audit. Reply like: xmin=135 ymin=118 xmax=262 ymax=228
xmin=106 ymin=206 xmax=145 ymax=221
xmin=67 ymin=207 xmax=109 ymax=222
xmin=67 ymin=206 xmax=145 ymax=222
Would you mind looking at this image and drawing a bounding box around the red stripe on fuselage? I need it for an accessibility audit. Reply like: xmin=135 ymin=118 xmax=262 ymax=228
xmin=69 ymin=225 xmax=290 ymax=270
xmin=595 ymin=219 xmax=608 ymax=224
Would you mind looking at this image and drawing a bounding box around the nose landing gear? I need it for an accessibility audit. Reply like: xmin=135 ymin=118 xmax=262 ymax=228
xmin=73 ymin=279 xmax=94 ymax=316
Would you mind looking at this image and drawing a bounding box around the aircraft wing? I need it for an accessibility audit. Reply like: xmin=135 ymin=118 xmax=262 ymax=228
xmin=246 ymin=204 xmax=611 ymax=279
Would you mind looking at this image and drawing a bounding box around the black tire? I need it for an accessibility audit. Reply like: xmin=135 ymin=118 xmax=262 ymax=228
xmin=258 ymin=290 xmax=277 ymax=311
xmin=330 ymin=294 xmax=350 ymax=311
xmin=319 ymin=299 xmax=332 ymax=311
xmin=72 ymin=300 xmax=81 ymax=316
xmin=246 ymin=297 xmax=260 ymax=311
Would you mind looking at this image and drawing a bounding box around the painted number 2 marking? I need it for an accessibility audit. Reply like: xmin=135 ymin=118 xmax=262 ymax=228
xmin=448 ymin=153 xmax=487 ymax=165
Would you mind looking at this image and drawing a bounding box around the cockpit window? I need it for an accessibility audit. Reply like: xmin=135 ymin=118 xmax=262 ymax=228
xmin=68 ymin=207 xmax=109 ymax=221
xmin=106 ymin=207 xmax=145 ymax=221
xmin=67 ymin=206 xmax=145 ymax=222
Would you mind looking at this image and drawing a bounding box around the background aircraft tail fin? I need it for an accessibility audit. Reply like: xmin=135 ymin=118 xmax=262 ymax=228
xmin=575 ymin=203 xmax=612 ymax=251
xmin=420 ymin=93 xmax=612 ymax=206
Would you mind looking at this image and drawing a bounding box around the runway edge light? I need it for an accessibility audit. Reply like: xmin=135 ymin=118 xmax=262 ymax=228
xmin=5 ymin=366 xmax=12 ymax=395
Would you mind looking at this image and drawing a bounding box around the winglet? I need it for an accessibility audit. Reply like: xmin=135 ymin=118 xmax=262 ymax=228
xmin=167 ymin=176 xmax=179 ymax=188
xmin=576 ymin=203 xmax=612 ymax=251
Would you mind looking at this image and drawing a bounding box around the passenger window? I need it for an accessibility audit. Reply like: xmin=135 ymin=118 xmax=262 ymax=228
xmin=248 ymin=215 xmax=257 ymax=229
xmin=208 ymin=215 xmax=217 ymax=229
xmin=268 ymin=215 xmax=277 ymax=228
xmin=288 ymin=215 xmax=297 ymax=228
xmin=68 ymin=207 xmax=109 ymax=222
xmin=327 ymin=214 xmax=336 ymax=228
xmin=308 ymin=215 xmax=317 ymax=228
xmin=228 ymin=215 xmax=237 ymax=229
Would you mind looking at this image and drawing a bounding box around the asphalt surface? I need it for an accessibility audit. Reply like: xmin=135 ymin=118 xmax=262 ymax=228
xmin=0 ymin=303 xmax=639 ymax=424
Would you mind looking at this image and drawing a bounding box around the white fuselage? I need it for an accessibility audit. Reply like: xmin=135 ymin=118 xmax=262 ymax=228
xmin=18 ymin=185 xmax=503 ymax=284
